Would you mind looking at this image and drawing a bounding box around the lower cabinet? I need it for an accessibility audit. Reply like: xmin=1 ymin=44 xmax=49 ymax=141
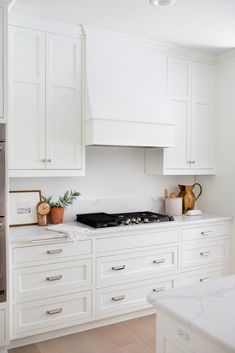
xmin=180 ymin=265 xmax=227 ymax=287
xmin=10 ymin=219 xmax=231 ymax=342
xmin=13 ymin=291 xmax=92 ymax=338
xmin=96 ymin=275 xmax=177 ymax=319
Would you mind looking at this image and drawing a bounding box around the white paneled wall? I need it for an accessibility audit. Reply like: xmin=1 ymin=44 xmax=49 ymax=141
xmin=10 ymin=146 xmax=194 ymax=221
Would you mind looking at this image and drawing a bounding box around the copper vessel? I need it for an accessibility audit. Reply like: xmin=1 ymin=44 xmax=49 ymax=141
xmin=178 ymin=183 xmax=202 ymax=213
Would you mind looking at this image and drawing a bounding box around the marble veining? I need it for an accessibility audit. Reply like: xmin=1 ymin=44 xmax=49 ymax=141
xmin=9 ymin=214 xmax=231 ymax=243
xmin=148 ymin=275 xmax=235 ymax=352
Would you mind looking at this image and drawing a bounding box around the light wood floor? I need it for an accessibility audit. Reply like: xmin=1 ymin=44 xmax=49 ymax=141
xmin=9 ymin=315 xmax=156 ymax=353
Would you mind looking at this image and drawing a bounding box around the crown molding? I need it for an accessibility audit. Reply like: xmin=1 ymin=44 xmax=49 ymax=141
xmin=83 ymin=25 xmax=217 ymax=64
xmin=216 ymin=49 xmax=235 ymax=63
xmin=9 ymin=12 xmax=82 ymax=37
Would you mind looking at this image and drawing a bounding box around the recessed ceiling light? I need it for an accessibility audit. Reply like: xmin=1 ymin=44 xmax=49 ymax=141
xmin=150 ymin=0 xmax=177 ymax=7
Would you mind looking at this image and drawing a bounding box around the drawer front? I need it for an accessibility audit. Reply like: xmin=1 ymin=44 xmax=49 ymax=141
xmin=181 ymin=223 xmax=230 ymax=242
xmin=96 ymin=230 xmax=178 ymax=254
xmin=181 ymin=265 xmax=227 ymax=287
xmin=13 ymin=259 xmax=92 ymax=300
xmin=13 ymin=291 xmax=92 ymax=337
xmin=96 ymin=276 xmax=177 ymax=318
xmin=12 ymin=240 xmax=92 ymax=265
xmin=181 ymin=240 xmax=228 ymax=269
xmin=97 ymin=247 xmax=178 ymax=287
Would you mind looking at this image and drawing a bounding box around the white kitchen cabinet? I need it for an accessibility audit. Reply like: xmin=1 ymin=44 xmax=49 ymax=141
xmin=9 ymin=17 xmax=84 ymax=177
xmin=0 ymin=3 xmax=8 ymax=120
xmin=46 ymin=33 xmax=82 ymax=170
xmin=9 ymin=26 xmax=46 ymax=170
xmin=145 ymin=57 xmax=215 ymax=175
xmin=10 ymin=217 xmax=231 ymax=343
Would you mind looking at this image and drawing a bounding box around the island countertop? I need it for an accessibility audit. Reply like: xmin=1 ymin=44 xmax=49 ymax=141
xmin=148 ymin=275 xmax=235 ymax=353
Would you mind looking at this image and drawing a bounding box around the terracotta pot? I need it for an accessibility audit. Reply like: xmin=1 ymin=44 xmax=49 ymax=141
xmin=50 ymin=207 xmax=65 ymax=224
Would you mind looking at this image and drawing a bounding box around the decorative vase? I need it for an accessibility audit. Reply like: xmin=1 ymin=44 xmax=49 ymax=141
xmin=50 ymin=207 xmax=65 ymax=224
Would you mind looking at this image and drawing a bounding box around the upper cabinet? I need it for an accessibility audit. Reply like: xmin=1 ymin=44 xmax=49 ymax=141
xmin=145 ymin=57 xmax=215 ymax=176
xmin=84 ymin=28 xmax=174 ymax=148
xmin=8 ymin=16 xmax=84 ymax=177
xmin=0 ymin=2 xmax=9 ymax=120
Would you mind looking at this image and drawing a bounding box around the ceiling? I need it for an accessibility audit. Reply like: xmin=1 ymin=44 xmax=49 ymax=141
xmin=11 ymin=0 xmax=235 ymax=54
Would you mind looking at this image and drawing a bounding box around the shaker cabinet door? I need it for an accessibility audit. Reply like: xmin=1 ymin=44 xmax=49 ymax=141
xmin=191 ymin=64 xmax=214 ymax=170
xmin=165 ymin=58 xmax=191 ymax=171
xmin=9 ymin=26 xmax=46 ymax=169
xmin=0 ymin=6 xmax=4 ymax=118
xmin=45 ymin=33 xmax=82 ymax=170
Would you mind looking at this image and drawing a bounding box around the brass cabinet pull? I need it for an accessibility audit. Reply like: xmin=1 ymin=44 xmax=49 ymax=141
xmin=46 ymin=308 xmax=62 ymax=315
xmin=47 ymin=159 xmax=52 ymax=163
xmin=112 ymin=265 xmax=126 ymax=271
xmin=200 ymin=251 xmax=210 ymax=256
xmin=153 ymin=287 xmax=165 ymax=292
xmin=41 ymin=158 xmax=46 ymax=162
xmin=201 ymin=231 xmax=211 ymax=235
xmin=46 ymin=249 xmax=63 ymax=255
xmin=200 ymin=277 xmax=210 ymax=282
xmin=153 ymin=259 xmax=165 ymax=264
xmin=191 ymin=161 xmax=196 ymax=164
xmin=46 ymin=275 xmax=63 ymax=281
xmin=112 ymin=295 xmax=125 ymax=302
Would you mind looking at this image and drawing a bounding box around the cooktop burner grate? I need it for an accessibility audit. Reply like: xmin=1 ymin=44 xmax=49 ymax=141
xmin=76 ymin=211 xmax=174 ymax=228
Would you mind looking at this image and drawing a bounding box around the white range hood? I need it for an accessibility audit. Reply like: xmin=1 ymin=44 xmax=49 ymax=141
xmin=84 ymin=27 xmax=175 ymax=148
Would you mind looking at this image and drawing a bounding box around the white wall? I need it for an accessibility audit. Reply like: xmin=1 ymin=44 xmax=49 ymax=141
xmin=10 ymin=146 xmax=193 ymax=221
xmin=197 ymin=54 xmax=235 ymax=272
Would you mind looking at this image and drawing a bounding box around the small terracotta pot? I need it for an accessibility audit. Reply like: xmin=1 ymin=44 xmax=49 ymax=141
xmin=50 ymin=207 xmax=65 ymax=224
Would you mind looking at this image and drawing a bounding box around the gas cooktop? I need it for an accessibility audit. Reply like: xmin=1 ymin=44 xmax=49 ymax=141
xmin=76 ymin=211 xmax=174 ymax=229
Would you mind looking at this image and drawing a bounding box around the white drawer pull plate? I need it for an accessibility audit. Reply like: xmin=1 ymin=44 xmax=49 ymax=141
xmin=46 ymin=307 xmax=62 ymax=315
xmin=153 ymin=287 xmax=165 ymax=292
xmin=46 ymin=249 xmax=63 ymax=255
xmin=112 ymin=295 xmax=125 ymax=302
xmin=46 ymin=275 xmax=63 ymax=281
xmin=200 ymin=277 xmax=210 ymax=282
xmin=200 ymin=251 xmax=210 ymax=256
xmin=153 ymin=259 xmax=165 ymax=264
xmin=112 ymin=265 xmax=126 ymax=271
xmin=201 ymin=231 xmax=211 ymax=235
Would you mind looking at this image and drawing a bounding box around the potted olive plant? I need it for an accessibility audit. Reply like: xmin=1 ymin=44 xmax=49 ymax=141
xmin=43 ymin=190 xmax=80 ymax=224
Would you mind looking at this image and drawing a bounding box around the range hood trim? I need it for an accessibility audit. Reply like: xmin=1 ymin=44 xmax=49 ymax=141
xmin=85 ymin=118 xmax=175 ymax=147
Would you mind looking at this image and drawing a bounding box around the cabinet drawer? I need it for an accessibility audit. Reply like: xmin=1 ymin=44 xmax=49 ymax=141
xmin=13 ymin=291 xmax=91 ymax=337
xmin=97 ymin=247 xmax=178 ymax=287
xmin=96 ymin=275 xmax=177 ymax=318
xmin=181 ymin=223 xmax=230 ymax=242
xmin=13 ymin=259 xmax=92 ymax=301
xmin=181 ymin=240 xmax=228 ymax=269
xmin=181 ymin=265 xmax=227 ymax=287
xmin=12 ymin=240 xmax=92 ymax=265
xmin=96 ymin=230 xmax=178 ymax=254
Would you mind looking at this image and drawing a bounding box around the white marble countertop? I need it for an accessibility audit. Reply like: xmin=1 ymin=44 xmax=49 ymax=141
xmin=148 ymin=275 xmax=235 ymax=352
xmin=9 ymin=214 xmax=232 ymax=243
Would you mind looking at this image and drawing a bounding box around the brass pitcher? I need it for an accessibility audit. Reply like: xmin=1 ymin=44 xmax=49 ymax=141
xmin=178 ymin=183 xmax=202 ymax=213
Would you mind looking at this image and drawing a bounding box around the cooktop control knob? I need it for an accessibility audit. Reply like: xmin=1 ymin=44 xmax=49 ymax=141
xmin=143 ymin=218 xmax=149 ymax=223
xmin=124 ymin=218 xmax=131 ymax=225
xmin=131 ymin=218 xmax=137 ymax=223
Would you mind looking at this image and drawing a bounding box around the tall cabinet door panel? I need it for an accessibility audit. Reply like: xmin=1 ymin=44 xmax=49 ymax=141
xmin=46 ymin=34 xmax=82 ymax=170
xmin=191 ymin=64 xmax=214 ymax=169
xmin=9 ymin=27 xmax=46 ymax=169
xmin=0 ymin=6 xmax=4 ymax=118
xmin=165 ymin=100 xmax=191 ymax=169
xmin=165 ymin=58 xmax=191 ymax=170
xmin=0 ymin=4 xmax=8 ymax=119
